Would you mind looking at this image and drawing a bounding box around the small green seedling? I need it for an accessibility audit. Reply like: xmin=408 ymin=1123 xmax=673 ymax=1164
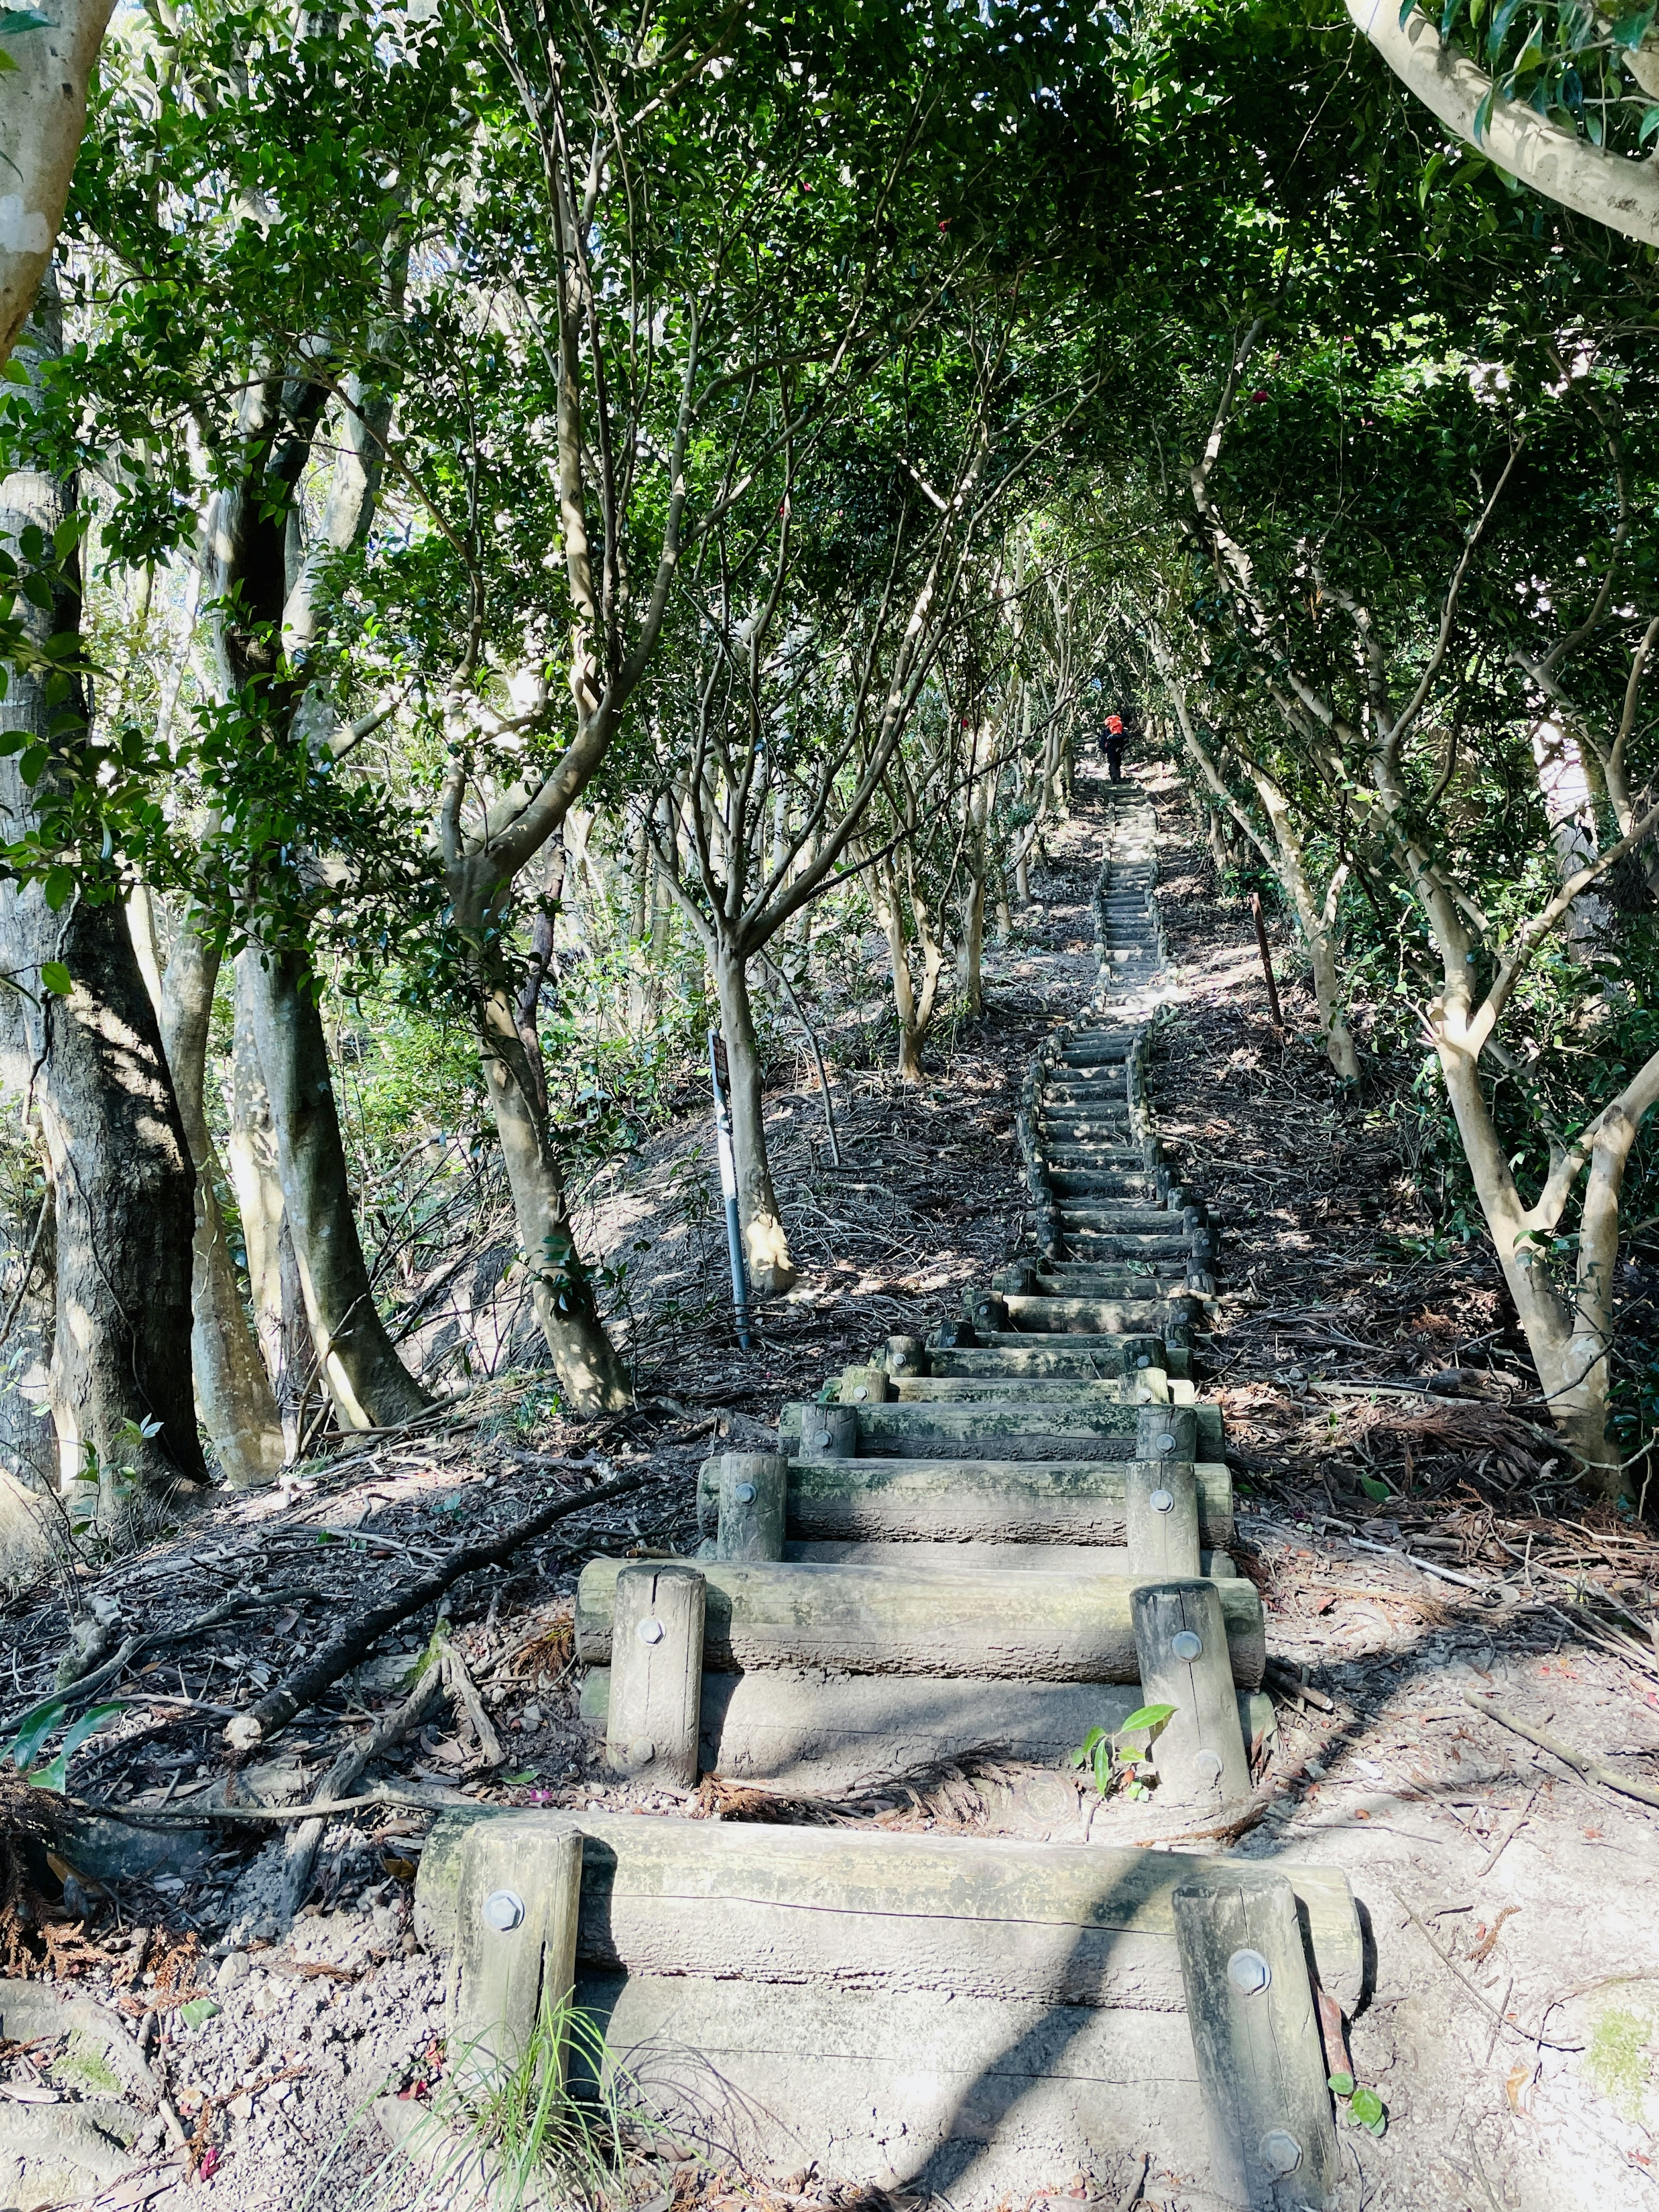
xmin=6 ymin=1697 xmax=128 ymax=1791
xmin=1071 ymin=1703 xmax=1177 ymax=1802
xmin=1328 ymin=2071 xmax=1387 ymax=2136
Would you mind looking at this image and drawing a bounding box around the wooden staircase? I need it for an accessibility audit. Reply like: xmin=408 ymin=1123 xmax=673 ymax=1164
xmin=412 ymin=788 xmax=1353 ymax=2208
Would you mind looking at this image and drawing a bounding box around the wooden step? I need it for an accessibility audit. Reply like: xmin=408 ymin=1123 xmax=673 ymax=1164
xmin=780 ymin=1398 xmax=1225 ymax=1460
xmin=413 ymin=1814 xmax=1362 ymax=2194
xmin=575 ymin=1556 xmax=1264 ymax=1682
xmin=715 ymin=1453 xmax=1233 ymax=1545
xmin=578 ymin=1663 xmax=1265 ymax=1790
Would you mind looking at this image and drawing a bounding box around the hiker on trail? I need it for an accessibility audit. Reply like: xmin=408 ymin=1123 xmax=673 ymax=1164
xmin=1100 ymin=712 xmax=1126 ymax=782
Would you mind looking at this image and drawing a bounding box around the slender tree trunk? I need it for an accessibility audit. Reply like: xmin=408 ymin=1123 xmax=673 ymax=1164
xmin=712 ymin=940 xmax=797 ymax=1299
xmin=957 ymin=869 xmax=986 ymax=1014
xmin=159 ymin=921 xmax=286 ymax=1486
xmin=17 ymin=896 xmax=206 ymax=1507
xmin=243 ymin=949 xmax=429 ymax=1430
xmin=227 ymin=954 xmax=308 ymax=1457
xmin=0 ymin=300 xmax=203 ymax=1512
xmin=1435 ymin=1031 xmax=1618 ymax=1490
xmin=477 ymin=984 xmax=632 ymax=1411
xmin=1014 ymin=845 xmax=1032 ymax=905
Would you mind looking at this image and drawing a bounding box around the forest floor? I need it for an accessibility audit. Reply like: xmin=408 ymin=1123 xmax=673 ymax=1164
xmin=3 ymin=764 xmax=1659 ymax=2212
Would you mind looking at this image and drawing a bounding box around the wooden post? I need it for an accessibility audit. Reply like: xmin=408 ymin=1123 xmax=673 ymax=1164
xmin=451 ymin=1813 xmax=582 ymax=2083
xmin=1132 ymin=1579 xmax=1251 ymax=1807
xmin=1119 ymin=1333 xmax=1164 ymax=1376
xmin=1126 ymin=1460 xmax=1201 ymax=1580
xmin=839 ymin=1364 xmax=893 ymax=1405
xmin=797 ymin=1405 xmax=858 ymax=1457
xmin=883 ymin=1334 xmax=928 ymax=1377
xmin=713 ymin=1452 xmax=787 ymax=1562
xmin=606 ymin=1562 xmax=704 ymax=1787
xmin=1250 ymin=892 xmax=1285 ymax=1034
xmin=1136 ymin=1404 xmax=1198 ymax=1462
xmin=1172 ymin=1866 xmax=1341 ymax=2209
xmin=970 ymin=1291 xmax=1011 ymax=1332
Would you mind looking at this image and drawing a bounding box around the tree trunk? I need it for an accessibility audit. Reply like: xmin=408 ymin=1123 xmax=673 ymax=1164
xmin=1 ymin=298 xmax=203 ymax=1513
xmin=243 ymin=948 xmax=429 ymax=1430
xmin=0 ymin=0 xmax=116 ymax=364
xmin=477 ymin=983 xmax=633 ymax=1412
xmin=1344 ymin=0 xmax=1659 ymax=248
xmin=875 ymin=863 xmax=924 ymax=1082
xmin=1434 ymin=1031 xmax=1620 ymax=1491
xmin=19 ymin=897 xmax=206 ymax=1509
xmin=957 ymin=870 xmax=986 ymax=1014
xmin=712 ymin=941 xmax=797 ymax=1299
xmin=227 ymin=953 xmax=310 ymax=1457
xmin=158 ymin=920 xmax=286 ymax=1486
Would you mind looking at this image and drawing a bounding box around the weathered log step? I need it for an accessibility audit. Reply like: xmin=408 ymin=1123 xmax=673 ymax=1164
xmin=578 ymin=1666 xmax=1263 ymax=1792
xmin=1038 ymin=1121 xmax=1137 ymax=1142
xmin=702 ymin=1454 xmax=1233 ymax=1546
xmin=415 ymin=1808 xmax=1363 ymax=2012
xmin=1046 ymin=1178 xmax=1166 ymax=1200
xmin=928 ymin=1344 xmax=1160 ymax=1377
xmin=1018 ymin=1273 xmax=1197 ymax=1301
xmin=941 ymin=1330 xmax=1192 ymax=1381
xmin=845 ymin=1375 xmax=1163 ymax=1404
xmin=575 ymin=1556 xmax=1264 ymax=1683
xmin=1048 ymin=1200 xmax=1178 ymax=1230
xmin=972 ymin=1295 xmax=1184 ymax=1331
xmin=779 ymin=1538 xmax=1235 ymax=1573
xmin=1056 ymin=1241 xmax=1194 ymax=1265
xmin=781 ymin=1398 xmax=1225 ymax=1459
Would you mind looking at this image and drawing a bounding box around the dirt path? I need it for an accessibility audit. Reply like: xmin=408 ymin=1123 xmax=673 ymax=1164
xmin=3 ymin=764 xmax=1657 ymax=2210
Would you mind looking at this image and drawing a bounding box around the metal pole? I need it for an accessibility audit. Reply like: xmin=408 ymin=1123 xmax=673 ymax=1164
xmin=708 ymin=1029 xmax=753 ymax=1350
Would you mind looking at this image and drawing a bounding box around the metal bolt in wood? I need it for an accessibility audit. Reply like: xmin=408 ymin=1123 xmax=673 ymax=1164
xmin=840 ymin=1364 xmax=892 ymax=1405
xmin=1171 ymin=1866 xmax=1341 ymax=2209
xmin=798 ymin=1405 xmax=857 ymax=1457
xmin=451 ymin=1814 xmax=582 ymax=2085
xmin=1127 ymin=1455 xmax=1201 ymax=1578
xmin=713 ymin=1452 xmax=787 ymax=1562
xmin=1136 ymin=1404 xmax=1198 ymax=1461
xmin=884 ymin=1334 xmax=927 ymax=1376
xmin=1131 ymin=1578 xmax=1251 ymax=1808
xmin=606 ymin=1562 xmax=704 ymax=1788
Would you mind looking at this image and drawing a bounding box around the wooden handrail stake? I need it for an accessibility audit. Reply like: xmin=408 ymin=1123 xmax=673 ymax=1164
xmin=606 ymin=1562 xmax=705 ymax=1788
xmin=713 ymin=1452 xmax=788 ymax=1562
xmin=452 ymin=1813 xmax=583 ymax=2087
xmin=1126 ymin=1458 xmax=1201 ymax=1580
xmin=1172 ymin=1866 xmax=1341 ymax=2208
xmin=1136 ymin=1403 xmax=1199 ymax=1462
xmin=1131 ymin=1578 xmax=1252 ymax=1807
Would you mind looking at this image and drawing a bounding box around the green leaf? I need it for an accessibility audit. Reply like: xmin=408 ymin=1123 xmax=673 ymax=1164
xmin=179 ymin=1997 xmax=220 ymax=2028
xmin=1611 ymin=5 xmax=1654 ymax=45
xmin=0 ymin=9 xmax=51 ymax=31
xmin=501 ymin=1767 xmax=538 ymax=1784
xmin=1359 ymin=1475 xmax=1393 ymax=1502
xmin=1350 ymin=2086 xmax=1386 ymax=2129
xmin=8 ymin=1696 xmax=65 ymax=1772
xmin=1328 ymin=2071 xmax=1356 ymax=2096
xmin=0 ymin=48 xmax=17 ymax=70
xmin=41 ymin=865 xmax=73 ymax=911
xmin=1486 ymin=0 xmax=1523 ymax=54
xmin=50 ymin=515 xmax=79 ymax=559
xmin=25 ymin=1699 xmax=127 ymax=1791
xmin=39 ymin=961 xmax=70 ymax=996
xmin=1116 ymin=1702 xmax=1177 ymax=1737
xmin=1641 ymin=103 xmax=1659 ymax=142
